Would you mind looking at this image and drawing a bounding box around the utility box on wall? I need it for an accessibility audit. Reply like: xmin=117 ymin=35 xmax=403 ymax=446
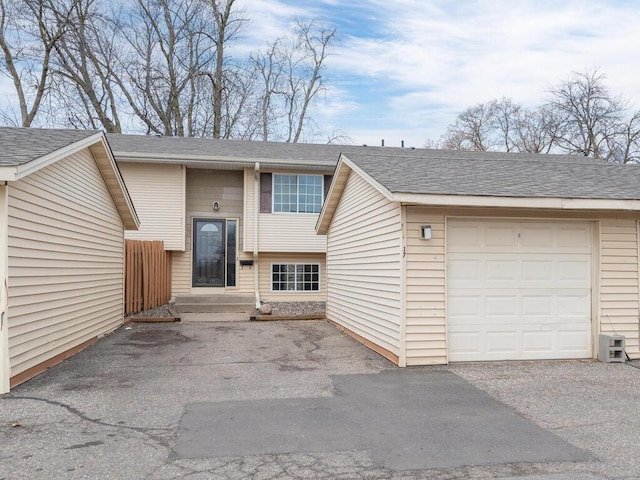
xmin=598 ymin=334 xmax=625 ymax=363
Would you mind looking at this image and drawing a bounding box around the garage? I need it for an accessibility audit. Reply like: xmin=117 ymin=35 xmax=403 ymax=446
xmin=447 ymin=219 xmax=593 ymax=362
xmin=319 ymin=149 xmax=640 ymax=366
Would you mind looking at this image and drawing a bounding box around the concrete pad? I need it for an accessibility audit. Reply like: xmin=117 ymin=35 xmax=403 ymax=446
xmin=179 ymin=312 xmax=250 ymax=322
xmin=177 ymin=370 xmax=592 ymax=471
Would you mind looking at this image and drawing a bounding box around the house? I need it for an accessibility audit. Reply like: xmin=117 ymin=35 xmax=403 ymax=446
xmin=106 ymin=134 xmax=394 ymax=307
xmin=317 ymin=149 xmax=640 ymax=366
xmin=0 ymin=128 xmax=139 ymax=393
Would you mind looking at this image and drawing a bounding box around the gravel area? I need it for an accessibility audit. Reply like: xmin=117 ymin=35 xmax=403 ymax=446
xmin=449 ymin=360 xmax=640 ymax=479
xmin=261 ymin=301 xmax=326 ymax=316
xmin=125 ymin=303 xmax=175 ymax=319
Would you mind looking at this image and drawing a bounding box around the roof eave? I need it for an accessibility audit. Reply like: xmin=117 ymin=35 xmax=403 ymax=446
xmin=392 ymin=192 xmax=640 ymax=211
xmin=0 ymin=167 xmax=17 ymax=181
xmin=113 ymin=152 xmax=337 ymax=171
xmin=316 ymin=154 xmax=395 ymax=234
xmin=90 ymin=138 xmax=140 ymax=230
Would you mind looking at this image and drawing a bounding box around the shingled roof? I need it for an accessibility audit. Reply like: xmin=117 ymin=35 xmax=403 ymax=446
xmin=0 ymin=127 xmax=101 ymax=166
xmin=317 ymin=149 xmax=640 ymax=234
xmin=343 ymin=150 xmax=640 ymax=200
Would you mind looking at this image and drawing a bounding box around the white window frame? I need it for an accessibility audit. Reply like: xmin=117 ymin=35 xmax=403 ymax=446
xmin=272 ymin=174 xmax=324 ymax=214
xmin=270 ymin=263 xmax=321 ymax=292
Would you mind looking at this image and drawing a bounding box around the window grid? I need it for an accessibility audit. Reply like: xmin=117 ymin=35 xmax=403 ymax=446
xmin=273 ymin=174 xmax=323 ymax=213
xmin=271 ymin=263 xmax=320 ymax=291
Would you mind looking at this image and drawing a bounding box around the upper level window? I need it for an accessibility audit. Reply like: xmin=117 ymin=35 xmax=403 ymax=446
xmin=273 ymin=174 xmax=323 ymax=213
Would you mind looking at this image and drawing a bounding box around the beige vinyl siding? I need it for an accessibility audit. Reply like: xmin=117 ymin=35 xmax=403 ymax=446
xmin=403 ymin=207 xmax=640 ymax=364
xmin=185 ymin=169 xmax=243 ymax=250
xmin=7 ymin=149 xmax=125 ymax=378
xmin=171 ymin=251 xmax=191 ymax=295
xmin=172 ymin=250 xmax=255 ymax=296
xmin=259 ymin=253 xmax=326 ymax=301
xmin=236 ymin=252 xmax=255 ymax=295
xmin=404 ymin=207 xmax=446 ymax=365
xmin=243 ymin=167 xmax=255 ymax=253
xmin=599 ymin=217 xmax=639 ymax=357
xmin=326 ymin=172 xmax=402 ymax=357
xmin=259 ymin=214 xmax=326 ymax=252
xmin=245 ymin=168 xmax=328 ymax=253
xmin=119 ymin=162 xmax=185 ymax=250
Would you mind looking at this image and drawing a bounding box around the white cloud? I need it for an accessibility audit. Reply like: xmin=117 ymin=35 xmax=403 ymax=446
xmin=315 ymin=0 xmax=640 ymax=146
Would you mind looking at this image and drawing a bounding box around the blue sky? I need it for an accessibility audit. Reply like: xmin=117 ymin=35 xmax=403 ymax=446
xmin=2 ymin=0 xmax=639 ymax=147
xmin=236 ymin=0 xmax=640 ymax=147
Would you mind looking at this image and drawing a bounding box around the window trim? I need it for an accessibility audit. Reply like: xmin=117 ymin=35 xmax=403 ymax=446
xmin=270 ymin=262 xmax=321 ymax=292
xmin=272 ymin=174 xmax=324 ymax=214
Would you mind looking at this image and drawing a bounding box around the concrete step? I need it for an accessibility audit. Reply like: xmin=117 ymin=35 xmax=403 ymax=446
xmin=173 ymin=295 xmax=255 ymax=314
xmin=180 ymin=312 xmax=250 ymax=322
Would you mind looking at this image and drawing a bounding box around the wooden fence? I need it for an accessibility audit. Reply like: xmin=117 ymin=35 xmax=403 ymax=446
xmin=125 ymin=240 xmax=172 ymax=315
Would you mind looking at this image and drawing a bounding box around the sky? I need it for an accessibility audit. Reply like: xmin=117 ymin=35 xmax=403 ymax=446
xmin=233 ymin=0 xmax=640 ymax=147
xmin=2 ymin=0 xmax=640 ymax=147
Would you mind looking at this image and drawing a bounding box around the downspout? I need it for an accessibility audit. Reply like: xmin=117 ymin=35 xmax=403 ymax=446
xmin=0 ymin=184 xmax=10 ymax=393
xmin=253 ymin=163 xmax=261 ymax=309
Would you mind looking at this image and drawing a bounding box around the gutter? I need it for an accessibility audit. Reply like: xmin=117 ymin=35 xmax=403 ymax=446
xmin=253 ymin=162 xmax=261 ymax=309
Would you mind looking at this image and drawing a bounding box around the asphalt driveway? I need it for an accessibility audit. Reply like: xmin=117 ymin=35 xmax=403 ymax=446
xmin=1 ymin=320 xmax=639 ymax=479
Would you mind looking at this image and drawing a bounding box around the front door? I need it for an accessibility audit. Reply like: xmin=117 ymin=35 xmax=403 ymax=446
xmin=192 ymin=218 xmax=237 ymax=288
xmin=193 ymin=219 xmax=225 ymax=287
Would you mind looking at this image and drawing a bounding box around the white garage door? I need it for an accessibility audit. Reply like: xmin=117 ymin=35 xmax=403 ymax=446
xmin=447 ymin=219 xmax=592 ymax=362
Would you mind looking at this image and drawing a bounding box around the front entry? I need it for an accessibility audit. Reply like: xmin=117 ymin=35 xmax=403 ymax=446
xmin=192 ymin=219 xmax=237 ymax=287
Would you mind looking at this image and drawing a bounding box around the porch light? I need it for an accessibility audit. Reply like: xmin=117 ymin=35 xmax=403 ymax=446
xmin=421 ymin=225 xmax=432 ymax=240
xmin=213 ymin=202 xmax=219 ymax=211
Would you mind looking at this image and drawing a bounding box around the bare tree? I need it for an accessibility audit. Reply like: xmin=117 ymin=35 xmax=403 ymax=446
xmin=247 ymin=20 xmax=335 ymax=143
xmin=250 ymin=41 xmax=283 ymax=141
xmin=50 ymin=0 xmax=123 ymax=131
xmin=547 ymin=68 xmax=625 ymax=160
xmin=0 ymin=0 xmax=337 ymax=142
xmin=440 ymin=69 xmax=640 ymax=163
xmin=513 ymin=106 xmax=562 ymax=154
xmin=283 ymin=21 xmax=335 ymax=143
xmin=0 ymin=0 xmax=77 ymax=126
xmin=441 ymin=101 xmax=496 ymax=151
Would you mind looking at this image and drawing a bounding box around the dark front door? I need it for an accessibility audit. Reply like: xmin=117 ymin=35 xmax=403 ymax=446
xmin=193 ymin=219 xmax=225 ymax=287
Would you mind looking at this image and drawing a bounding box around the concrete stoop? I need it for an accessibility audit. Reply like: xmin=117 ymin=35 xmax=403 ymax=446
xmin=173 ymin=295 xmax=255 ymax=321
xmin=180 ymin=312 xmax=251 ymax=322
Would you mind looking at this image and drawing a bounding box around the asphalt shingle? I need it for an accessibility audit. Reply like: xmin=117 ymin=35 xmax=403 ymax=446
xmin=0 ymin=127 xmax=100 ymax=166
xmin=344 ymin=151 xmax=640 ymax=200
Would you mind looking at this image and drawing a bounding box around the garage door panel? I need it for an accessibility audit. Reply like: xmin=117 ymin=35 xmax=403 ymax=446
xmin=486 ymin=260 xmax=518 ymax=280
xmin=522 ymin=331 xmax=554 ymax=353
xmin=447 ymin=295 xmax=480 ymax=316
xmin=558 ymin=259 xmax=591 ymax=281
xmin=521 ymin=295 xmax=552 ymax=316
xmin=448 ymin=332 xmax=481 ymax=355
xmin=485 ymin=296 xmax=518 ymax=316
xmin=521 ymin=225 xmax=554 ymax=247
xmin=486 ymin=331 xmax=518 ymax=354
xmin=448 ymin=259 xmax=480 ymax=281
xmin=558 ymin=224 xmax=592 ymax=248
xmin=557 ymin=295 xmax=591 ymax=317
xmin=558 ymin=330 xmax=591 ymax=353
xmin=447 ymin=224 xmax=481 ymax=247
xmin=447 ymin=219 xmax=592 ymax=362
xmin=522 ymin=260 xmax=554 ymax=281
xmin=486 ymin=225 xmax=519 ymax=247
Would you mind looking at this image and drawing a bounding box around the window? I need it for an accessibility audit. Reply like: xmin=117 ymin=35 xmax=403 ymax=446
xmin=272 ymin=264 xmax=320 ymax=291
xmin=273 ymin=174 xmax=323 ymax=213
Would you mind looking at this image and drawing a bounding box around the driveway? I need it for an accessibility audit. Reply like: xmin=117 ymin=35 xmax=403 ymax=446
xmin=1 ymin=320 xmax=639 ymax=479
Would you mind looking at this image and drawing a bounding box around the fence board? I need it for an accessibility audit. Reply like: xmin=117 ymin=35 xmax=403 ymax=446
xmin=125 ymin=240 xmax=172 ymax=314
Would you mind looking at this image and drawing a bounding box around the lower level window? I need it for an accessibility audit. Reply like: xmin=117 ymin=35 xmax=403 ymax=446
xmin=272 ymin=264 xmax=320 ymax=291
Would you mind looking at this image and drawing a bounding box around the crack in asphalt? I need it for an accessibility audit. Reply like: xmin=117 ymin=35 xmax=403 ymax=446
xmin=5 ymin=396 xmax=171 ymax=434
